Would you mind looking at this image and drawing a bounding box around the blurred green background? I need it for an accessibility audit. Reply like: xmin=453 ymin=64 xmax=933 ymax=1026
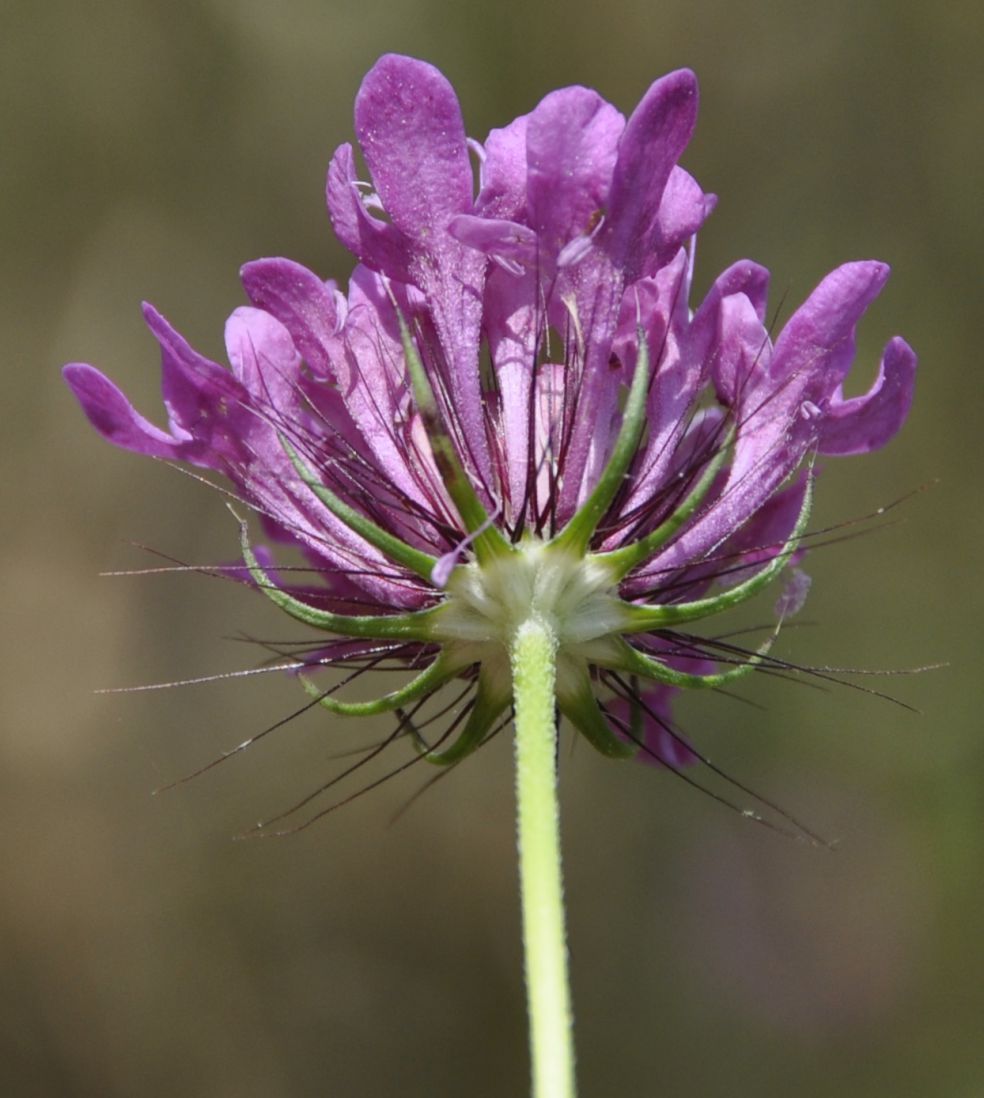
xmin=3 ymin=1 xmax=980 ymax=1095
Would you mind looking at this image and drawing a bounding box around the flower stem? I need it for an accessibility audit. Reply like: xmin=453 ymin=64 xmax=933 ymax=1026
xmin=511 ymin=617 xmax=576 ymax=1098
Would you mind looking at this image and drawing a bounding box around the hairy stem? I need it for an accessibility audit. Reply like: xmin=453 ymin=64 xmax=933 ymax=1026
xmin=511 ymin=617 xmax=577 ymax=1098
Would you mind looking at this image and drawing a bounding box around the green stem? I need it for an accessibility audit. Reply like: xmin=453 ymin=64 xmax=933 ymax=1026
xmin=511 ymin=617 xmax=577 ymax=1098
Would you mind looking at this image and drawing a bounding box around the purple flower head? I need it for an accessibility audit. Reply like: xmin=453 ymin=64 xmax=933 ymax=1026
xmin=64 ymin=55 xmax=915 ymax=820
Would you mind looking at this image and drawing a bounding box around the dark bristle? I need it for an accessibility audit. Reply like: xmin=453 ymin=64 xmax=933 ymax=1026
xmin=600 ymin=670 xmax=830 ymax=847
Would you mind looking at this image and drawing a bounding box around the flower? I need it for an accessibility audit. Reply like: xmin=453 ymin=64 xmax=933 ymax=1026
xmin=63 ymin=54 xmax=916 ymax=795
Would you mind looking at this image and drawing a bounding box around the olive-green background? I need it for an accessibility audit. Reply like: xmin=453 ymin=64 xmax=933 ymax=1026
xmin=3 ymin=2 xmax=979 ymax=1095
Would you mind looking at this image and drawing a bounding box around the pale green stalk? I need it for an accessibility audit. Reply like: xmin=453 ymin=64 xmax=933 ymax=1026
xmin=511 ymin=617 xmax=576 ymax=1098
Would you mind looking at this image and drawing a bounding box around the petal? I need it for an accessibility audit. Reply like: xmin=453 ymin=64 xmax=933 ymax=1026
xmin=224 ymin=305 xmax=302 ymax=415
xmin=718 ymin=472 xmax=810 ymax=575
xmin=241 ymin=259 xmax=435 ymax=511
xmin=651 ymin=167 xmax=716 ymax=265
xmin=326 ymin=143 xmax=412 ymax=280
xmin=608 ymin=686 xmax=699 ymax=767
xmin=604 ymin=69 xmax=700 ymax=277
xmin=334 ymin=267 xmax=449 ymax=513
xmin=607 ymin=646 xmax=714 ymax=766
xmin=62 ymin=363 xmax=187 ymax=460
xmin=482 ymin=265 xmax=539 ymax=516
xmin=818 ymin=336 xmax=916 ymax=455
xmin=552 ymin=75 xmax=702 ymax=513
xmin=474 ymin=114 xmax=529 ymax=220
xmin=353 ymin=54 xmax=473 ymax=238
xmin=342 ymin=56 xmax=493 ymax=485
xmin=612 ymin=254 xmax=703 ymax=519
xmin=774 ymin=566 xmax=812 ymax=618
xmin=525 ymin=86 xmax=624 ymax=263
xmin=240 ymin=256 xmax=340 ymax=376
xmin=551 ymin=246 xmax=626 ymax=517
xmin=710 ymin=290 xmax=773 ymax=407
xmin=684 ymin=258 xmax=772 ymax=405
xmin=447 ymin=213 xmax=538 ymax=269
xmin=769 ymin=260 xmax=890 ymax=395
xmin=410 ymin=251 xmax=492 ymax=489
xmin=693 ymin=258 xmax=771 ymax=332
xmin=141 ymin=304 xmax=253 ymax=466
xmin=460 ymin=88 xmax=628 ymax=515
xmin=141 ymin=303 xmax=242 ymax=431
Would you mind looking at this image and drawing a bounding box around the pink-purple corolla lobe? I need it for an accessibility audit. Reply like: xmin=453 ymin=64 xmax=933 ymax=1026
xmin=64 ymin=54 xmax=916 ymax=770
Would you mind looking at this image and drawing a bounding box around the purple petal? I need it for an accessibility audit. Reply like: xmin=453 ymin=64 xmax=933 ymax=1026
xmin=353 ymin=54 xmax=473 ymax=238
xmin=447 ymin=214 xmax=538 ymax=269
xmin=241 ymin=258 xmax=436 ymax=511
xmin=720 ymin=472 xmax=810 ymax=573
xmin=525 ymin=86 xmax=624 ymax=266
xmin=482 ymin=265 xmax=539 ymax=517
xmin=240 ymin=257 xmax=340 ymax=376
xmin=818 ymin=336 xmax=916 ymax=455
xmin=141 ymin=303 xmax=242 ymax=437
xmin=770 ymin=261 xmax=890 ymax=395
xmin=608 ymin=647 xmax=715 ymax=766
xmin=551 ymin=74 xmax=703 ymax=514
xmin=605 ymin=69 xmax=700 ymax=277
xmin=611 ymin=254 xmax=704 ymax=520
xmin=653 ymin=167 xmax=717 ymax=263
xmin=334 ymin=267 xmax=452 ymax=513
xmin=62 ymin=363 xmax=187 ymax=460
xmin=459 ymin=87 xmax=630 ymax=515
xmin=609 ymin=687 xmax=700 ymax=767
xmin=693 ymin=258 xmax=771 ymax=336
xmin=326 ymin=143 xmax=412 ymax=280
xmin=552 ymin=247 xmax=626 ymax=517
xmin=711 ymin=291 xmax=774 ymax=407
xmin=474 ymin=115 xmax=529 ymax=219
xmin=410 ymin=253 xmax=492 ymax=490
xmin=339 ymin=57 xmax=493 ymax=485
xmin=224 ymin=306 xmax=302 ymax=415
